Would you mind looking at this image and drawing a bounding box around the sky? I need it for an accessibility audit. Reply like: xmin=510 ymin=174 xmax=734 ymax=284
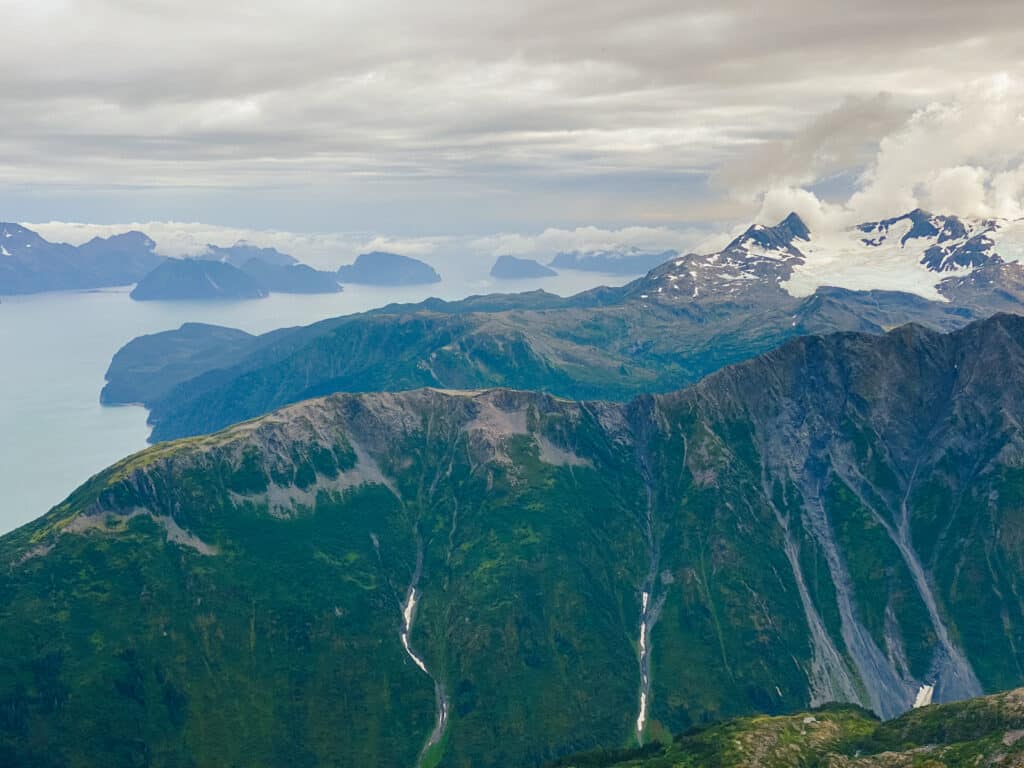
xmin=4 ymin=0 xmax=1024 ymax=261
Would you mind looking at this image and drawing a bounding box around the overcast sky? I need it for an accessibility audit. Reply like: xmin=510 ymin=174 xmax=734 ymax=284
xmin=4 ymin=0 xmax=1024 ymax=250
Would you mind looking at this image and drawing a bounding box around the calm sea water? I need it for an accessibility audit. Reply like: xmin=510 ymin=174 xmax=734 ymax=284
xmin=0 ymin=270 xmax=634 ymax=534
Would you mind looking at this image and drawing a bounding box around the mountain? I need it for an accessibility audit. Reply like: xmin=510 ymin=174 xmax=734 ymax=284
xmin=550 ymin=248 xmax=679 ymax=274
xmin=0 ymin=224 xmax=164 ymax=295
xmin=633 ymin=209 xmax=1024 ymax=310
xmin=239 ymin=258 xmax=342 ymax=294
xmin=337 ymin=251 xmax=442 ymax=285
xmin=202 ymin=242 xmax=298 ymax=267
xmin=100 ymin=323 xmax=257 ymax=405
xmin=554 ymin=687 xmax=1024 ymax=767
xmin=198 ymin=243 xmax=340 ymax=293
xmin=76 ymin=232 xmax=166 ymax=277
xmin=129 ymin=258 xmax=268 ymax=301
xmin=490 ymin=255 xmax=557 ymax=279
xmin=103 ymin=209 xmax=1024 ymax=444
xmin=9 ymin=314 xmax=1024 ymax=766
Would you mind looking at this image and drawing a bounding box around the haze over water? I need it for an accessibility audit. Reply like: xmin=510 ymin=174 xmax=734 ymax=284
xmin=0 ymin=269 xmax=635 ymax=534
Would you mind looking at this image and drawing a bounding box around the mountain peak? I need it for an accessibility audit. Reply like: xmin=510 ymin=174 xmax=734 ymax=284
xmin=729 ymin=212 xmax=809 ymax=254
xmin=779 ymin=211 xmax=811 ymax=240
xmin=81 ymin=230 xmax=158 ymax=252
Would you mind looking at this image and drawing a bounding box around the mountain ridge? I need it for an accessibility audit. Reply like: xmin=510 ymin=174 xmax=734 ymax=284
xmin=0 ymin=223 xmax=164 ymax=294
xmin=9 ymin=314 xmax=1024 ymax=766
xmin=103 ymin=209 xmax=1024 ymax=444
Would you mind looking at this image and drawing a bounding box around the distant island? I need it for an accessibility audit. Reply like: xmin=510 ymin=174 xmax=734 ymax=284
xmin=549 ymin=247 xmax=679 ymax=274
xmin=0 ymin=224 xmax=347 ymax=299
xmin=0 ymin=223 xmax=164 ymax=295
xmin=130 ymin=259 xmax=268 ymax=301
xmin=202 ymin=242 xmax=298 ymax=268
xmin=489 ymin=254 xmax=557 ymax=279
xmin=239 ymin=259 xmax=342 ymax=294
xmin=131 ymin=253 xmax=341 ymax=299
xmin=337 ymin=251 xmax=441 ymax=285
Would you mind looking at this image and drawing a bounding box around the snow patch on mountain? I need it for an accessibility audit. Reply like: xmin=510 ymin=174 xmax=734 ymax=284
xmin=642 ymin=209 xmax=1024 ymax=305
xmin=781 ymin=218 xmax=973 ymax=302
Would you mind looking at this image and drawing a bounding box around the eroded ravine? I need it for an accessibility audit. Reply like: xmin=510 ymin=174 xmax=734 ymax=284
xmin=836 ymin=461 xmax=983 ymax=704
xmin=399 ymin=543 xmax=450 ymax=765
xmin=760 ymin=466 xmax=862 ymax=708
xmin=800 ymin=487 xmax=913 ymax=718
xmin=635 ymin=464 xmax=666 ymax=745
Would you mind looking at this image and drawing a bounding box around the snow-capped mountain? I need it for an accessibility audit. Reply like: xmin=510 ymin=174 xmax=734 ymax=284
xmin=629 ymin=209 xmax=1024 ymax=307
xmin=0 ymin=223 xmax=67 ymax=260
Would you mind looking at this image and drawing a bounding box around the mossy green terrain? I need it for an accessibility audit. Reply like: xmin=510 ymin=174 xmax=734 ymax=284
xmin=552 ymin=688 xmax=1024 ymax=767
xmin=6 ymin=316 xmax=1024 ymax=766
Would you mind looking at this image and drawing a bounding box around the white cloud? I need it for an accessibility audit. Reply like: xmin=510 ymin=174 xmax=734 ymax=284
xmin=922 ymin=166 xmax=992 ymax=219
xmin=4 ymin=2 xmax=1024 ymax=233
xmin=470 ymin=225 xmax=705 ymax=258
xmin=754 ymin=187 xmax=842 ymax=233
xmin=745 ymin=76 xmax=1024 ymax=232
xmin=24 ymin=220 xmax=448 ymax=271
xmin=26 ymin=220 xmax=707 ymax=276
xmin=847 ymin=76 xmax=1024 ymax=221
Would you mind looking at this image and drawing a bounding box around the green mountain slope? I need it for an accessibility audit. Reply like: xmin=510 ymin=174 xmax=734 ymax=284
xmin=106 ymin=282 xmax=982 ymax=443
xmin=553 ymin=688 xmax=1024 ymax=767
xmin=7 ymin=315 xmax=1024 ymax=766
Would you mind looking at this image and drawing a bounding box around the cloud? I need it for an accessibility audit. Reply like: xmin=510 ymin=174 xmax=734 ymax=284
xmin=715 ymin=94 xmax=911 ymax=194
xmin=754 ymin=187 xmax=842 ymax=232
xmin=471 ymin=225 xmax=705 ymax=258
xmin=24 ymin=220 xmax=448 ymax=271
xmin=743 ymin=76 xmax=1024 ymax=231
xmin=4 ymin=1 xmax=1024 ymax=233
xmin=26 ymin=219 xmax=707 ymax=275
xmin=847 ymin=76 xmax=1024 ymax=220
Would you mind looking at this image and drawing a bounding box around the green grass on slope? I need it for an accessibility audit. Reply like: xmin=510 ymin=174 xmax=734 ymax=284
xmin=551 ymin=689 xmax=1024 ymax=768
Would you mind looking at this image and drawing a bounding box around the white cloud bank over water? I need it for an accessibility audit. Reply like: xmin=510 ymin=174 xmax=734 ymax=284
xmin=26 ymin=220 xmax=708 ymax=275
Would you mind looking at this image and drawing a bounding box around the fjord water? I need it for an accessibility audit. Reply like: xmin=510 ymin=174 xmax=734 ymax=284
xmin=0 ymin=270 xmax=634 ymax=534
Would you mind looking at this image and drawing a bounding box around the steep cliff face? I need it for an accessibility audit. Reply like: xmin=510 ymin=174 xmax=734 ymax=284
xmin=6 ymin=316 xmax=1024 ymax=767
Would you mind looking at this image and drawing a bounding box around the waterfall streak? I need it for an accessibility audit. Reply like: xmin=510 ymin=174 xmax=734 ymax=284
xmin=636 ymin=590 xmax=651 ymax=739
xmin=400 ymin=588 xmax=430 ymax=675
xmin=399 ymin=558 xmax=450 ymax=764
